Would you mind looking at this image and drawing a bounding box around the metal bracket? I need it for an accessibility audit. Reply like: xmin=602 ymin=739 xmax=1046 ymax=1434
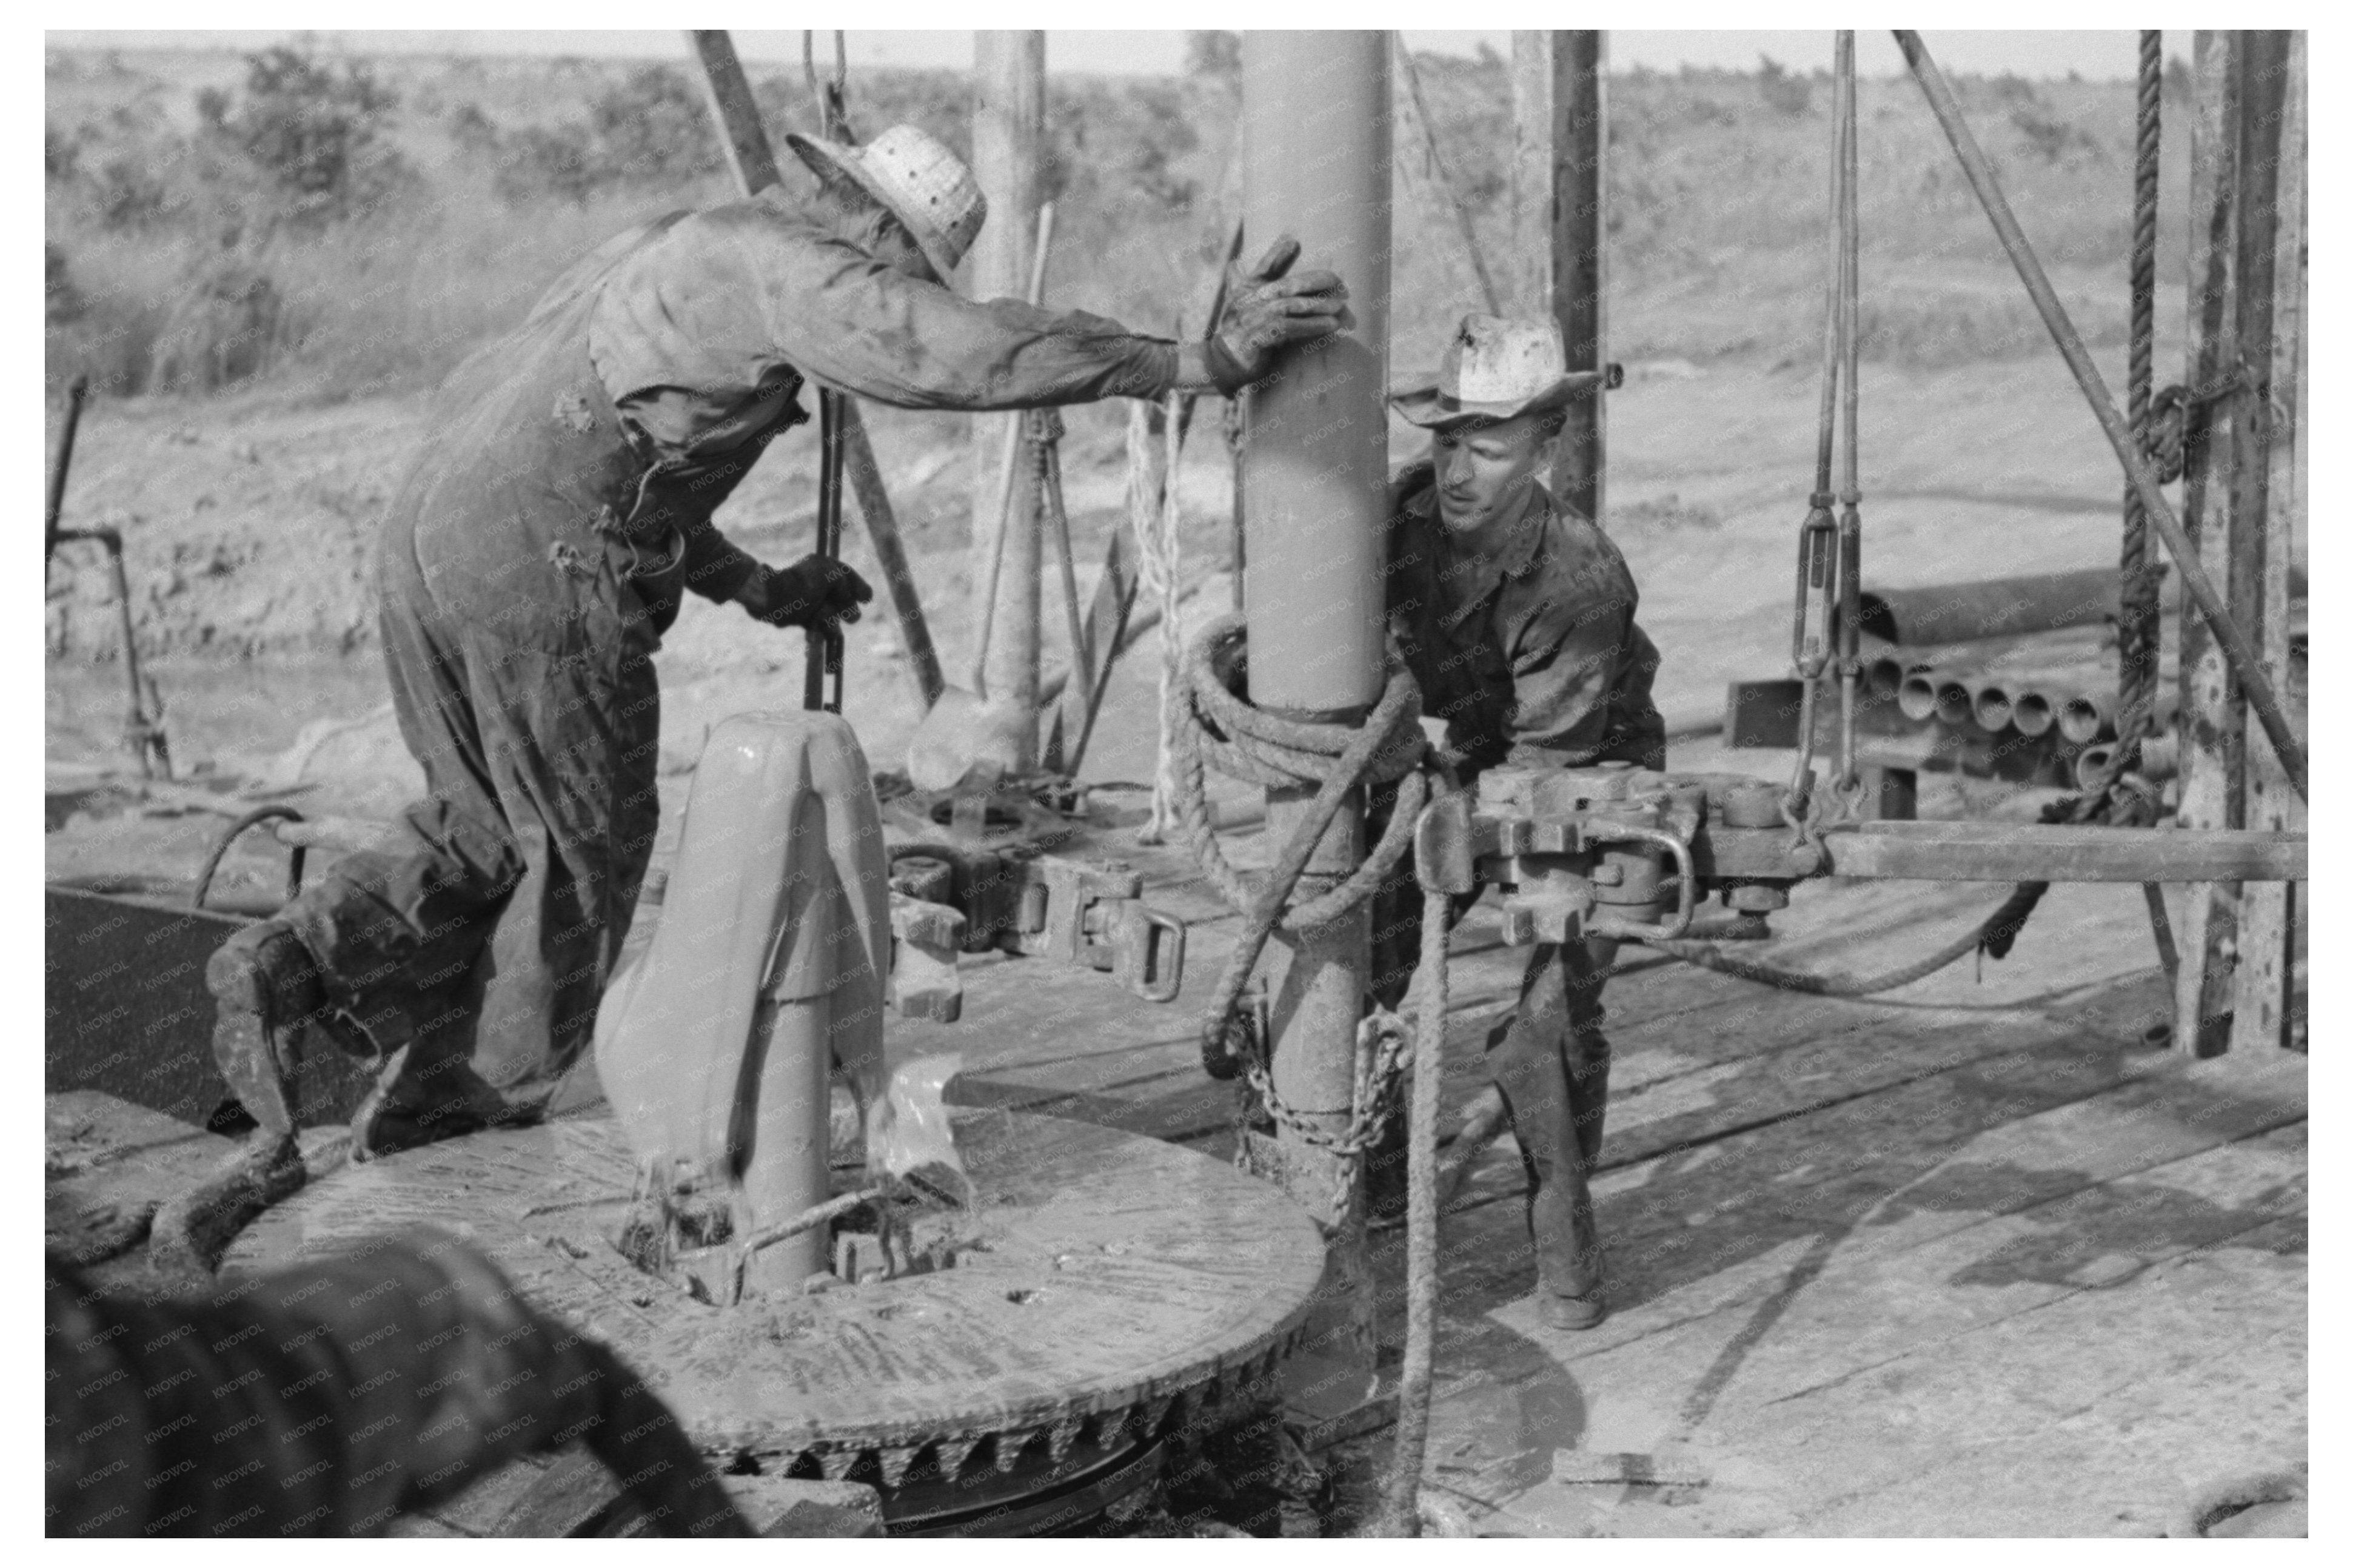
xmin=888 ymin=844 xmax=1188 ymax=1003
xmin=886 ymin=888 xmax=965 ymax=1024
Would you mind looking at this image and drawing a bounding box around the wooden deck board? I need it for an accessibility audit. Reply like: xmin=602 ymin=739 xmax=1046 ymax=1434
xmin=45 ymin=805 xmax=2303 ymax=1536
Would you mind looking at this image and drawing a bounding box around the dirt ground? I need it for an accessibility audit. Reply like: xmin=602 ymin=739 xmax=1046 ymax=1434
xmin=47 ymin=344 xmax=2248 ymax=812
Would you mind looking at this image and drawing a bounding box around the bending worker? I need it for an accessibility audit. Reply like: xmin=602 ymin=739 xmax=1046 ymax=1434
xmin=161 ymin=124 xmax=1350 ymax=1265
xmin=1371 ymin=313 xmax=1665 ymax=1333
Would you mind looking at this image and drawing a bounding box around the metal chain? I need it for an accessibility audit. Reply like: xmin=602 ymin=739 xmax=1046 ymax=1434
xmin=1236 ymin=1010 xmax=1413 ymax=1229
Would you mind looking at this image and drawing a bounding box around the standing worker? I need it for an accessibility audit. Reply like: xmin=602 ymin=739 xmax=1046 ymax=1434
xmin=159 ymin=124 xmax=1350 ymax=1267
xmin=1370 ymin=314 xmax=1665 ymax=1332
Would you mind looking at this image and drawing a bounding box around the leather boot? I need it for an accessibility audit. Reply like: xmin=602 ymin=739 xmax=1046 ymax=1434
xmin=150 ymin=922 xmax=325 ymax=1274
xmin=350 ymin=1048 xmax=513 ymax=1161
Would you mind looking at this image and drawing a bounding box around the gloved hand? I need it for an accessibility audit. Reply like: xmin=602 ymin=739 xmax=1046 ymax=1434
xmin=736 ymin=554 xmax=873 ymax=632
xmin=1204 ymin=235 xmax=1354 ymax=395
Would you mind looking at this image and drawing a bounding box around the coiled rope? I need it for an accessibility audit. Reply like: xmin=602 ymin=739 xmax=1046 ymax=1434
xmin=1176 ymin=614 xmax=1429 ymax=1102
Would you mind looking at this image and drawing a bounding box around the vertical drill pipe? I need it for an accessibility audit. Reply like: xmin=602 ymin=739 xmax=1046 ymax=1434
xmin=1241 ymin=28 xmax=1390 ymax=1420
xmin=1894 ymin=30 xmax=2306 ymax=803
xmin=971 ymin=32 xmax=1048 ymax=768
xmin=45 ymin=374 xmax=89 ymax=566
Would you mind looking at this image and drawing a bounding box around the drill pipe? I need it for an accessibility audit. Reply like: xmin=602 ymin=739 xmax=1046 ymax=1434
xmin=1970 ymin=680 xmax=2015 ymax=734
xmin=1239 ymin=28 xmax=1391 ymax=1427
xmin=2011 ymin=689 xmax=2057 ymax=738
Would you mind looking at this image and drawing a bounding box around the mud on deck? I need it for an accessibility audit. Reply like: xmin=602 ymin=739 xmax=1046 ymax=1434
xmin=894 ymin=816 xmax=2308 ymax=1538
xmin=44 ymin=777 xmax=2306 ymax=1537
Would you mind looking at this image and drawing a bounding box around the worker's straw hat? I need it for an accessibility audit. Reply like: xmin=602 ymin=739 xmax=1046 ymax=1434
xmin=786 ymin=124 xmax=987 ymax=287
xmin=1391 ymin=313 xmax=1594 ymax=430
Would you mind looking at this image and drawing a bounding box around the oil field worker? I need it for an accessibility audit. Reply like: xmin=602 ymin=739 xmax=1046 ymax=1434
xmin=159 ymin=123 xmax=1351 ymax=1265
xmin=1370 ymin=313 xmax=1664 ymax=1333
xmin=47 ymin=1230 xmax=752 ymax=1538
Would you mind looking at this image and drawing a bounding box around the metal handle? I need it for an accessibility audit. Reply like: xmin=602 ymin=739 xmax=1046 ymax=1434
xmin=1116 ymin=907 xmax=1187 ymax=1003
xmin=190 ymin=805 xmax=309 ymax=911
xmin=1579 ymin=822 xmax=1697 ymax=942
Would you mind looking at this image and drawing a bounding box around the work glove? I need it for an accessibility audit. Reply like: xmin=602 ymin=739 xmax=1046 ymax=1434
xmin=1204 ymin=235 xmax=1354 ymax=395
xmin=737 ymin=554 xmax=873 ymax=633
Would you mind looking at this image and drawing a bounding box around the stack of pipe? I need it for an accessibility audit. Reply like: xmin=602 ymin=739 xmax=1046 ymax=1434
xmin=1884 ymin=657 xmax=2174 ymax=744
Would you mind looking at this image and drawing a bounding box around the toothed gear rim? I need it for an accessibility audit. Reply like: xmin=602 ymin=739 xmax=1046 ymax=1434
xmin=223 ymin=1108 xmax=1325 ymax=1520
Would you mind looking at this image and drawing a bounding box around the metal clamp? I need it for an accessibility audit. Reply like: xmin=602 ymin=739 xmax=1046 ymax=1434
xmin=1579 ymin=820 xmax=1698 ymax=942
xmin=1105 ymin=905 xmax=1187 ymax=1003
xmin=889 ymin=843 xmax=1188 ymax=1002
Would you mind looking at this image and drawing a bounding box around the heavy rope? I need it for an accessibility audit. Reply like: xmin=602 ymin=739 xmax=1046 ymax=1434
xmin=1178 ymin=617 xmax=1428 ymax=1103
xmin=1375 ymin=877 xmax=1450 ymax=1539
xmin=1167 ymin=614 xmax=1455 ymax=1536
xmin=2117 ymin=28 xmax=2164 ymax=756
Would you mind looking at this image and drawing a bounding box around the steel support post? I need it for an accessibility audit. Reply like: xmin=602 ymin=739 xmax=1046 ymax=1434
xmin=1549 ymin=32 xmax=1607 ymax=523
xmin=2231 ymin=32 xmax=2305 ymax=1055
xmin=1240 ymin=30 xmax=1391 ymax=1423
xmin=971 ymin=32 xmax=1046 ymax=769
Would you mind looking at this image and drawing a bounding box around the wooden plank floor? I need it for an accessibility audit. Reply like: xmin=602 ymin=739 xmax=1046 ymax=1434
xmin=899 ymin=814 xmax=2308 ymax=1538
xmin=44 ymin=766 xmax=2306 ymax=1536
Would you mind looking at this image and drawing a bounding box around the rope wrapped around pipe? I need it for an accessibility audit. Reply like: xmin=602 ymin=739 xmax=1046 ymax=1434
xmin=1174 ymin=614 xmax=1433 ymax=1084
xmin=1167 ymin=612 xmax=1454 ymax=1537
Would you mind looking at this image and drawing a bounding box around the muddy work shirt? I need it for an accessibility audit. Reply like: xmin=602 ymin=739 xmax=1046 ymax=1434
xmin=1383 ymin=462 xmax=1665 ymax=780
xmin=576 ymin=190 xmax=1180 ymax=614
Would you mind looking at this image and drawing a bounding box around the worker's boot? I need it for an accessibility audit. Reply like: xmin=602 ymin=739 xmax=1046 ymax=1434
xmin=350 ymin=1047 xmax=511 ymax=1161
xmin=150 ymin=922 xmax=324 ymax=1275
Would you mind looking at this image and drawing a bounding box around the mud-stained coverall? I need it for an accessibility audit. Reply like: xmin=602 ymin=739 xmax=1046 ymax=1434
xmin=1372 ymin=461 xmax=1664 ymax=1297
xmin=45 ymin=1232 xmax=747 ymax=1537
xmin=277 ymin=190 xmax=1180 ymax=1127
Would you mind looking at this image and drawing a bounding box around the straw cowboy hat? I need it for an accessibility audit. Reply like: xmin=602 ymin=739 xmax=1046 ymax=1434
xmin=786 ymin=124 xmax=988 ymax=286
xmin=1391 ymin=313 xmax=1607 ymax=430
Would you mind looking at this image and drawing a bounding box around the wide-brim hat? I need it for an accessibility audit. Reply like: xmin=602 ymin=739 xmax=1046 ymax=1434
xmin=1391 ymin=313 xmax=1595 ymax=430
xmin=786 ymin=124 xmax=986 ymax=289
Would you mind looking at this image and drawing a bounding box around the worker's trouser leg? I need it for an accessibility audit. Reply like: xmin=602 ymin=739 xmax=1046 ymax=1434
xmin=275 ymin=541 xmax=662 ymax=1130
xmin=1485 ymin=934 xmax=1618 ymax=1298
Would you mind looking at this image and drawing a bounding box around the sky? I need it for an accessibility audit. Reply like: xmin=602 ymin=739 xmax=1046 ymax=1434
xmin=45 ymin=30 xmax=2155 ymax=81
